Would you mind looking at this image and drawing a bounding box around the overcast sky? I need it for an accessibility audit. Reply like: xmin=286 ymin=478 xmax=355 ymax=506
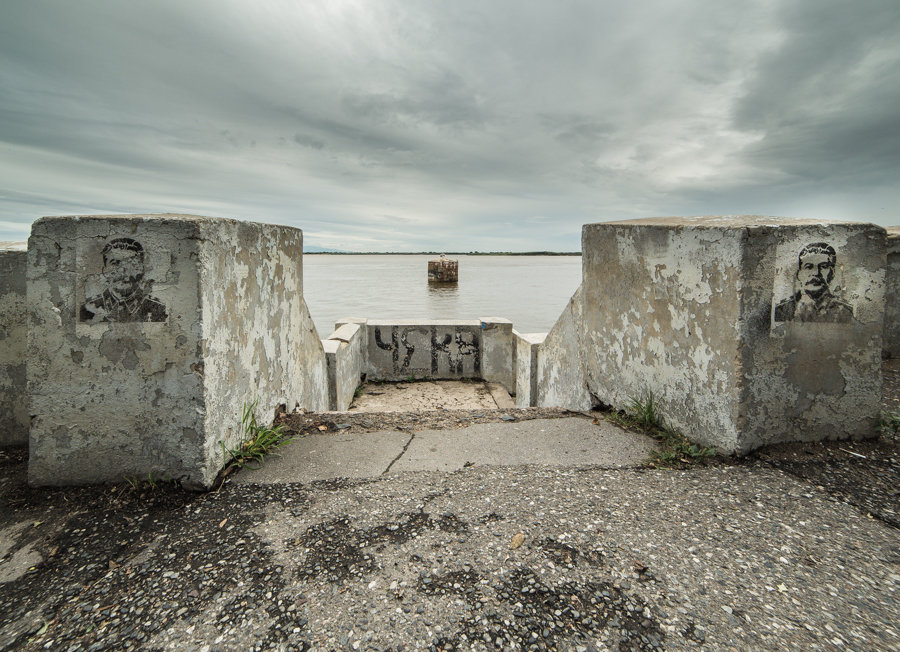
xmin=2 ymin=1 xmax=898 ymax=251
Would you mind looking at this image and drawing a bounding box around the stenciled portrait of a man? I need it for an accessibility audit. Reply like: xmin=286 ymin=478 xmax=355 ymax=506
xmin=773 ymin=242 xmax=853 ymax=324
xmin=79 ymin=238 xmax=168 ymax=323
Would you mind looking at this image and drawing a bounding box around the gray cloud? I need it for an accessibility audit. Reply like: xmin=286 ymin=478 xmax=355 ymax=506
xmin=0 ymin=0 xmax=898 ymax=248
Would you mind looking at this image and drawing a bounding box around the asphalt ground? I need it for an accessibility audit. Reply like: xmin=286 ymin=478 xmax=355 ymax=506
xmin=1 ymin=379 xmax=899 ymax=651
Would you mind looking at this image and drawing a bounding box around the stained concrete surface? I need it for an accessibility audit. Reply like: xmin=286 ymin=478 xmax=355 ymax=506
xmin=233 ymin=417 xmax=658 ymax=485
xmin=349 ymin=380 xmax=507 ymax=412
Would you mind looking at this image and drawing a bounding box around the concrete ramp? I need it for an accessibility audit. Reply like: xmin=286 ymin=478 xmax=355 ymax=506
xmin=233 ymin=417 xmax=657 ymax=485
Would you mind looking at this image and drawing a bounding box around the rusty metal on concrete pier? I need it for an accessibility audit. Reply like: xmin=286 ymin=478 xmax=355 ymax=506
xmin=428 ymin=255 xmax=458 ymax=283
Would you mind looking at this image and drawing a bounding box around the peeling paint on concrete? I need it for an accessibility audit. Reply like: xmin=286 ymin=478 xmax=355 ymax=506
xmin=0 ymin=244 xmax=27 ymax=447
xmin=536 ymin=283 xmax=592 ymax=411
xmin=538 ymin=217 xmax=885 ymax=454
xmin=884 ymin=228 xmax=900 ymax=358
xmin=27 ymin=215 xmax=326 ymax=489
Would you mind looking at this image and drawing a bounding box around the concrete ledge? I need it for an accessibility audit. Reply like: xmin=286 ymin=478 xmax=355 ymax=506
xmin=514 ymin=330 xmax=546 ymax=408
xmin=365 ymin=320 xmax=489 ymax=385
xmin=324 ymin=322 xmax=364 ymax=410
xmin=479 ymin=317 xmax=514 ymax=394
xmin=0 ymin=242 xmax=28 ymax=447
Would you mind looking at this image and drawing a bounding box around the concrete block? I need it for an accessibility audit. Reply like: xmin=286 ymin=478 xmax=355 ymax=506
xmin=536 ymin=284 xmax=593 ymax=411
xmin=0 ymin=242 xmax=28 ymax=447
xmin=335 ymin=317 xmax=368 ymax=371
xmin=27 ymin=214 xmax=327 ymax=488
xmin=366 ymin=320 xmax=484 ymax=381
xmin=514 ymin=330 xmax=545 ymax=408
xmin=884 ymin=228 xmax=900 ymax=358
xmin=324 ymin=322 xmax=363 ymax=410
xmin=479 ymin=317 xmax=515 ymax=394
xmin=582 ymin=216 xmax=885 ymax=453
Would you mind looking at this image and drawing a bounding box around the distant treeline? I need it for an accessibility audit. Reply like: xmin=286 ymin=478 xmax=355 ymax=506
xmin=305 ymin=251 xmax=581 ymax=256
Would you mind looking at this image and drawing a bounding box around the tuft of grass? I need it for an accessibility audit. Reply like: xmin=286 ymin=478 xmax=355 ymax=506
xmin=648 ymin=430 xmax=716 ymax=467
xmin=221 ymin=400 xmax=294 ymax=469
xmin=122 ymin=471 xmax=172 ymax=491
xmin=880 ymin=410 xmax=900 ymax=438
xmin=605 ymin=391 xmax=715 ymax=467
xmin=627 ymin=391 xmax=660 ymax=428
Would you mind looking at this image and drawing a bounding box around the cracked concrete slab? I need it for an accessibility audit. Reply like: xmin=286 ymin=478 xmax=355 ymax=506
xmin=234 ymin=417 xmax=656 ymax=485
xmin=391 ymin=417 xmax=657 ymax=473
xmin=232 ymin=430 xmax=410 ymax=485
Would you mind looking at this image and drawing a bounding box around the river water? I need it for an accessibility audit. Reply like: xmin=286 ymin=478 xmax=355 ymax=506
xmin=303 ymin=255 xmax=583 ymax=338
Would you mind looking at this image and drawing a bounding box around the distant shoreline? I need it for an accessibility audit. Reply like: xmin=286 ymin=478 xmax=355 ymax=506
xmin=305 ymin=251 xmax=582 ymax=256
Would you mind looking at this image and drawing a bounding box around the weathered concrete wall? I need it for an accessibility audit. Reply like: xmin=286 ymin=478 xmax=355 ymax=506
xmin=0 ymin=243 xmax=28 ymax=447
xmin=884 ymin=228 xmax=900 ymax=358
xmin=199 ymin=219 xmax=327 ymax=478
xmin=580 ymin=217 xmax=884 ymax=453
xmin=324 ymin=322 xmax=364 ymax=411
xmin=478 ymin=318 xmax=515 ymax=394
xmin=27 ymin=214 xmax=326 ymax=489
xmin=737 ymin=219 xmax=884 ymax=450
xmin=362 ymin=319 xmax=515 ymax=394
xmin=366 ymin=320 xmax=484 ymax=382
xmin=535 ymin=283 xmax=593 ymax=412
xmin=514 ymin=330 xmax=545 ymax=408
xmin=335 ymin=317 xmax=368 ymax=373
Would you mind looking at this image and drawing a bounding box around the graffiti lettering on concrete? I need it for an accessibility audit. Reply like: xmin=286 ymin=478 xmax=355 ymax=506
xmin=774 ymin=242 xmax=853 ymax=324
xmin=431 ymin=328 xmax=480 ymax=375
xmin=80 ymin=238 xmax=167 ymax=323
xmin=374 ymin=325 xmax=482 ymax=376
xmin=374 ymin=326 xmax=418 ymax=374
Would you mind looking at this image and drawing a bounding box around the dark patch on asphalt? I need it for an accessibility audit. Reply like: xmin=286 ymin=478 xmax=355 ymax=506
xmin=291 ymin=511 xmax=470 ymax=583
xmin=432 ymin=567 xmax=666 ymax=650
xmin=534 ymin=537 xmax=605 ymax=569
xmin=417 ymin=569 xmax=480 ymax=597
xmin=753 ymin=440 xmax=900 ymax=528
xmin=1 ymin=481 xmax=314 ymax=651
xmin=306 ymin=477 xmax=376 ymax=492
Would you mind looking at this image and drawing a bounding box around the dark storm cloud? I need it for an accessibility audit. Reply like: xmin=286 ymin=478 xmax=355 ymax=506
xmin=0 ymin=0 xmax=898 ymax=248
xmin=733 ymin=0 xmax=900 ymax=188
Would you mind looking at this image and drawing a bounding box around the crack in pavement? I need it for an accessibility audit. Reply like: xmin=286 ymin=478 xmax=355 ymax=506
xmin=382 ymin=432 xmax=415 ymax=475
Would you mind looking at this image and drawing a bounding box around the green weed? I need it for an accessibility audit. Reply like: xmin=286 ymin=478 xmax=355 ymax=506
xmin=647 ymin=430 xmax=716 ymax=467
xmin=221 ymin=400 xmax=294 ymax=469
xmin=880 ymin=411 xmax=900 ymax=438
xmin=604 ymin=391 xmax=715 ymax=467
xmin=122 ymin=471 xmax=171 ymax=491
xmin=627 ymin=390 xmax=660 ymax=428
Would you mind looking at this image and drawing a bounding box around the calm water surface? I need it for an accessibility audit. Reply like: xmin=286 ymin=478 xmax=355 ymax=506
xmin=303 ymin=255 xmax=582 ymax=338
